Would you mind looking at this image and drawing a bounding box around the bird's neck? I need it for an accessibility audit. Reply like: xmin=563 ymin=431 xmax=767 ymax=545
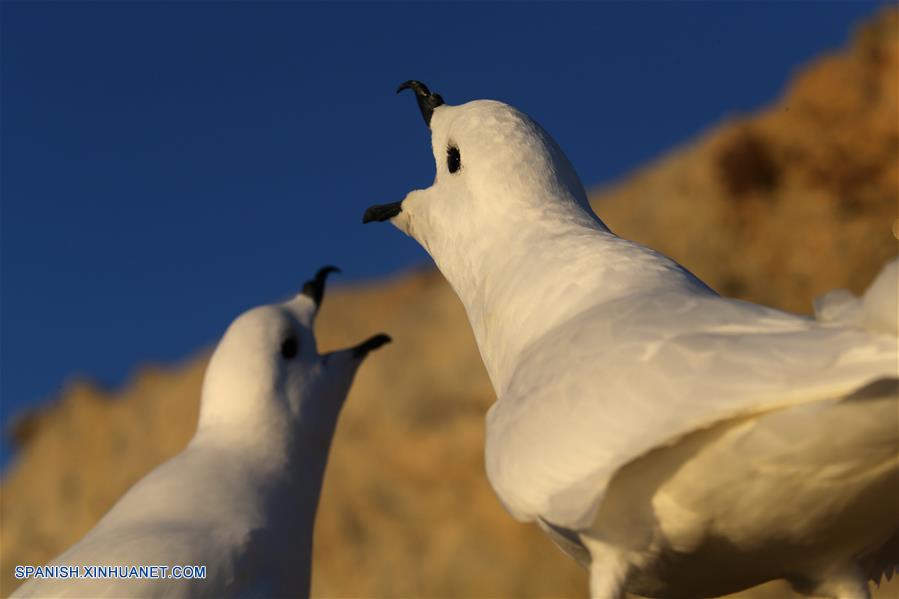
xmin=190 ymin=415 xmax=334 ymax=588
xmin=268 ymin=429 xmax=334 ymax=598
xmin=195 ymin=408 xmax=335 ymax=478
xmin=186 ymin=422 xmax=331 ymax=598
xmin=424 ymin=208 xmax=700 ymax=396
xmin=192 ymin=408 xmax=336 ymax=523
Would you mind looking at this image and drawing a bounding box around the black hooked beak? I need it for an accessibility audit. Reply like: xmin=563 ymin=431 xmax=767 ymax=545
xmin=362 ymin=202 xmax=403 ymax=224
xmin=301 ymin=266 xmax=340 ymax=309
xmin=363 ymin=81 xmax=443 ymax=224
xmin=397 ymin=80 xmax=444 ymax=128
xmin=351 ymin=333 xmax=392 ymax=359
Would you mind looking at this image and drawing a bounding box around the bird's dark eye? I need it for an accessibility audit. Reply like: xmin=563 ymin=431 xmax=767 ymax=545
xmin=280 ymin=337 xmax=298 ymax=359
xmin=447 ymin=145 xmax=461 ymax=174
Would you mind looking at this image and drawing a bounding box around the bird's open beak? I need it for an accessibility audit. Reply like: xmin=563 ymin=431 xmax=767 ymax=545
xmin=363 ymin=80 xmax=444 ymax=225
xmin=362 ymin=202 xmax=403 ymax=223
xmin=351 ymin=333 xmax=392 ymax=359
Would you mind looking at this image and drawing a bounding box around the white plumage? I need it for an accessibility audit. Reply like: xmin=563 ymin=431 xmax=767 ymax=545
xmin=365 ymin=83 xmax=898 ymax=598
xmin=12 ymin=267 xmax=390 ymax=598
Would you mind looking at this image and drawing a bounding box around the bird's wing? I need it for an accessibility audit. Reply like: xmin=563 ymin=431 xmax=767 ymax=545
xmin=485 ymin=289 xmax=898 ymax=529
xmin=860 ymin=530 xmax=899 ymax=586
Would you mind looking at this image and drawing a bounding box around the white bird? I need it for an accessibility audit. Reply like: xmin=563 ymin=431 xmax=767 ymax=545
xmin=12 ymin=267 xmax=391 ymax=598
xmin=364 ymin=81 xmax=899 ymax=599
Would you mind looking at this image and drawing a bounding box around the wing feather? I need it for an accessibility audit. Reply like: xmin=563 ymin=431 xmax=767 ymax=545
xmin=486 ymin=291 xmax=898 ymax=528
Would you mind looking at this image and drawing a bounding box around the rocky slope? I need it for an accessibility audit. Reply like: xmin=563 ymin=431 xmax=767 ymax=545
xmin=2 ymin=9 xmax=896 ymax=598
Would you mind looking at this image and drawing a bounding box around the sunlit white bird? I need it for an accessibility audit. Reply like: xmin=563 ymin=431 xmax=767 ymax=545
xmin=364 ymin=81 xmax=899 ymax=599
xmin=12 ymin=267 xmax=391 ymax=598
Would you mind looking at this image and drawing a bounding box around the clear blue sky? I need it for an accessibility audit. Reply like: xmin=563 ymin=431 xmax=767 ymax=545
xmin=0 ymin=1 xmax=883 ymax=467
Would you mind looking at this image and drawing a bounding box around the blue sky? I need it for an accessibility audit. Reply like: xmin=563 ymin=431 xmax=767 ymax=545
xmin=0 ymin=1 xmax=883 ymax=467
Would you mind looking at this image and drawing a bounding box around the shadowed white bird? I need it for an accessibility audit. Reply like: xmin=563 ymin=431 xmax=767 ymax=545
xmin=12 ymin=267 xmax=391 ymax=598
xmin=364 ymin=81 xmax=899 ymax=599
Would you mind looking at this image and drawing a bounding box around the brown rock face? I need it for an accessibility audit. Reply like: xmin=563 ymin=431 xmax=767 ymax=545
xmin=2 ymin=9 xmax=897 ymax=598
xmin=594 ymin=9 xmax=898 ymax=314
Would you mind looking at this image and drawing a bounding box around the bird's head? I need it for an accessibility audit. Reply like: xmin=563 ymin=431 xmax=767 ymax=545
xmin=363 ymin=81 xmax=594 ymax=258
xmin=198 ymin=266 xmax=391 ymax=438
